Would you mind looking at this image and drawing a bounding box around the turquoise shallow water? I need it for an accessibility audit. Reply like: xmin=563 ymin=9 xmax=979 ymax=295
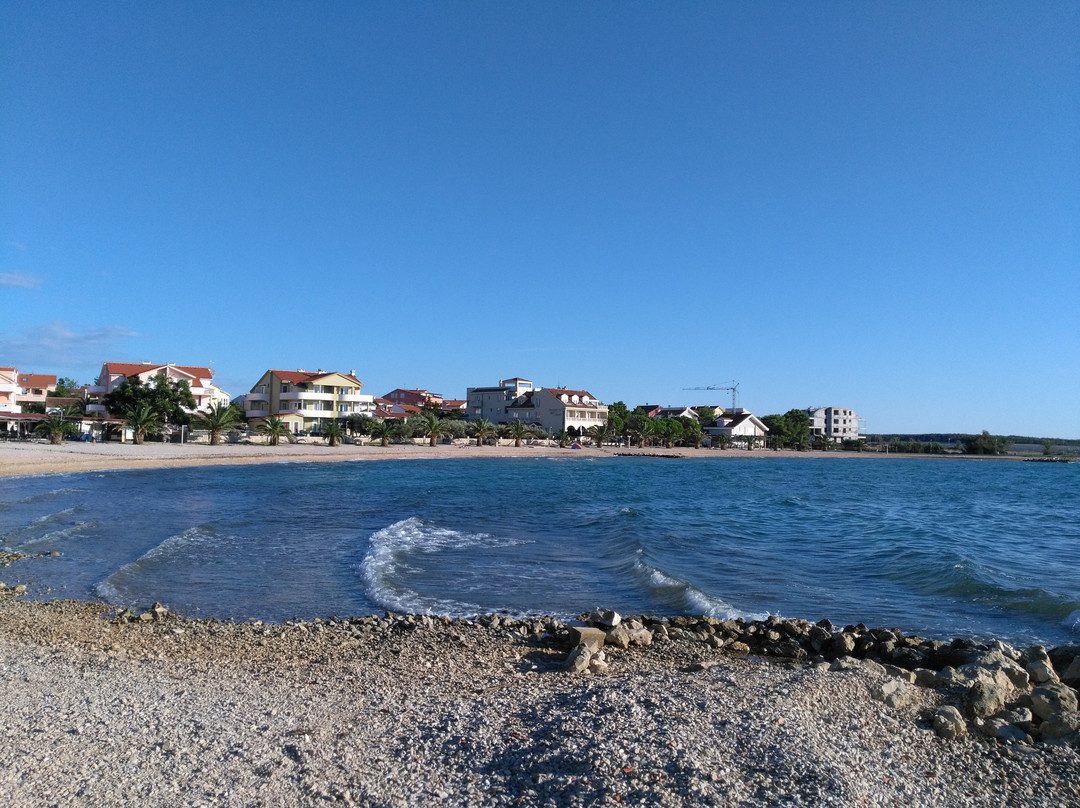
xmin=1 ymin=456 xmax=1078 ymax=646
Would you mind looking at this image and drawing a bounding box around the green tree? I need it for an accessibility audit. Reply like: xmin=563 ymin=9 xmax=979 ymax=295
xmin=190 ymin=403 xmax=243 ymax=446
xmin=322 ymin=419 xmax=344 ymax=447
xmin=586 ymin=423 xmax=610 ymax=449
xmin=103 ymin=376 xmax=196 ymax=426
xmin=256 ymin=416 xmax=295 ymax=446
xmin=125 ymin=403 xmax=164 ymax=445
xmin=418 ymin=412 xmax=453 ymax=447
xmin=964 ymin=431 xmax=1004 ymax=455
xmin=506 ymin=419 xmax=531 ymax=448
xmin=34 ymin=414 xmax=77 ymax=445
xmin=554 ymin=429 xmax=570 ymax=448
xmin=695 ymin=406 xmax=718 ymax=428
xmin=658 ymin=418 xmax=683 ymax=448
xmin=344 ymin=414 xmax=375 ymax=438
xmin=682 ymin=421 xmax=704 ymax=448
xmin=369 ymin=420 xmax=396 ymax=447
xmin=761 ymin=415 xmax=788 ymax=449
xmin=782 ymin=409 xmax=812 ymax=451
xmin=53 ymin=377 xmax=82 ymax=397
xmin=627 ymin=412 xmax=654 ymax=448
xmin=468 ymin=419 xmax=497 ymax=447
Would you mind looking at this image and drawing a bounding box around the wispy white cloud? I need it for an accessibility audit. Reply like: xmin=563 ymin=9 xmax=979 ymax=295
xmin=0 ymin=320 xmax=140 ymax=371
xmin=0 ymin=271 xmax=42 ymax=289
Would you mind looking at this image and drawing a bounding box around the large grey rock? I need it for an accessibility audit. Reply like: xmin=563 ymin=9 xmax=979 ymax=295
xmin=1026 ymin=659 xmax=1059 ymax=685
xmin=626 ymin=627 xmax=653 ymax=647
xmin=587 ymin=608 xmax=621 ymax=629
xmin=605 ymin=625 xmax=631 ymax=650
xmin=565 ymin=644 xmax=592 ymax=674
xmin=933 ymin=706 xmax=967 ymax=740
xmin=1038 ymin=710 xmax=1080 ymax=742
xmin=1030 ymin=683 xmax=1079 ymax=720
xmin=568 ymin=625 xmax=607 ymax=652
xmin=1063 ymin=657 xmax=1080 ymax=688
xmin=872 ymin=679 xmax=917 ymax=710
xmin=829 ymin=633 xmax=856 ymax=656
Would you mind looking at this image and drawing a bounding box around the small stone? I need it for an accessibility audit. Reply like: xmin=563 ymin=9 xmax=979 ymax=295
xmin=13 ymin=584 xmax=26 ymax=596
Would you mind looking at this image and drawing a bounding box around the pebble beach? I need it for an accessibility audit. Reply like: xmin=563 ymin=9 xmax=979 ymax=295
xmin=1 ymin=441 xmax=1077 ymax=807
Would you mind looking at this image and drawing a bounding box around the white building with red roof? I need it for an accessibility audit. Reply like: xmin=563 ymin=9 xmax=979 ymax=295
xmin=85 ymin=361 xmax=231 ymax=415
xmin=245 ymin=369 xmax=374 ymax=434
xmin=502 ymin=386 xmax=609 ymax=435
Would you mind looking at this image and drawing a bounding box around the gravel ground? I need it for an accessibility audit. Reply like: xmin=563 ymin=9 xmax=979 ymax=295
xmin=1 ymin=598 xmax=1077 ymax=808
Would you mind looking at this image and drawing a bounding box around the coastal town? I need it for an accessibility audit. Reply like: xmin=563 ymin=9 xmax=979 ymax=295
xmin=1 ymin=360 xmax=864 ymax=452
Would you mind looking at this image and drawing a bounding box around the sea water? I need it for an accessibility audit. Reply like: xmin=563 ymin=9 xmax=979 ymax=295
xmin=1 ymin=456 xmax=1077 ymax=646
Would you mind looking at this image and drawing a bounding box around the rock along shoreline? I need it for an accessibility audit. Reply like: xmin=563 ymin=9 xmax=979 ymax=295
xmin=1 ymin=591 xmax=1078 ymax=807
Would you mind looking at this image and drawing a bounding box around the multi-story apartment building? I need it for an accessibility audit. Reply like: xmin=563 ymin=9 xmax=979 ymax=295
xmin=85 ymin=362 xmax=231 ymax=415
xmin=0 ymin=367 xmax=57 ymax=413
xmin=466 ymin=377 xmax=535 ymax=423
xmin=245 ymin=369 xmax=374 ymax=434
xmin=804 ymin=406 xmax=860 ymax=443
xmin=504 ymin=387 xmax=608 ymax=435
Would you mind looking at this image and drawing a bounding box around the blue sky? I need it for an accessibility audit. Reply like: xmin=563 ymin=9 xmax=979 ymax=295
xmin=2 ymin=3 xmax=1077 ymax=437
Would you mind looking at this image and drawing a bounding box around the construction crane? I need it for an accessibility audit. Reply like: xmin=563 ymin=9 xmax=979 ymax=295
xmin=683 ymin=381 xmax=739 ymax=412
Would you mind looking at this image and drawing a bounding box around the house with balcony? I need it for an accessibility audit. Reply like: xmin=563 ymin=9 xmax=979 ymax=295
xmin=245 ymin=369 xmax=374 ymax=434
xmin=0 ymin=367 xmax=21 ymax=413
xmin=505 ymin=387 xmax=609 ymax=435
xmin=84 ymin=362 xmax=231 ymax=416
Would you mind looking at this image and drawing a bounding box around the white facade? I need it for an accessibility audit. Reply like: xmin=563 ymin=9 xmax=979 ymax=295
xmin=506 ymin=387 xmax=609 ymax=434
xmin=85 ymin=362 xmax=231 ymax=415
xmin=804 ymin=406 xmax=860 ymax=443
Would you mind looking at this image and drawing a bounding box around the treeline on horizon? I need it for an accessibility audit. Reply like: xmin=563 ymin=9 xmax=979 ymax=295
xmin=25 ymin=377 xmax=1077 ymax=455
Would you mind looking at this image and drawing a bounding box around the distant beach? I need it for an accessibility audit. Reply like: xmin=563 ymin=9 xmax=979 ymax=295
xmin=0 ymin=439 xmax=1021 ymax=479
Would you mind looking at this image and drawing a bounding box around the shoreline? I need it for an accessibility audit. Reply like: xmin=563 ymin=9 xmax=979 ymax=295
xmin=0 ymin=439 xmax=1024 ymax=479
xmin=1 ymin=596 xmax=1077 ymax=806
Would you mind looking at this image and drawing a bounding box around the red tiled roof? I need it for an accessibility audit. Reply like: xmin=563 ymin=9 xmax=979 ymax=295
xmin=18 ymin=374 xmax=57 ymax=388
xmin=103 ymin=362 xmax=214 ymax=381
xmin=270 ymin=370 xmax=362 ymax=386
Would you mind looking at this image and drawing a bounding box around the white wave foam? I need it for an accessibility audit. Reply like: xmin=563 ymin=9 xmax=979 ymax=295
xmin=638 ymin=559 xmax=766 ymax=621
xmin=93 ymin=525 xmax=219 ymax=605
xmin=1064 ymin=609 xmax=1080 ymax=633
xmin=359 ymin=517 xmax=524 ymax=615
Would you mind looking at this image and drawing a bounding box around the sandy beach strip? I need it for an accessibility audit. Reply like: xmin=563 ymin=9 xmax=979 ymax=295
xmin=0 ymin=439 xmax=1008 ymax=479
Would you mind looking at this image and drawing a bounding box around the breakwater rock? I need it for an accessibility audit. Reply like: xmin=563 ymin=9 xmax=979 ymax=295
xmin=560 ymin=609 xmax=1080 ymax=749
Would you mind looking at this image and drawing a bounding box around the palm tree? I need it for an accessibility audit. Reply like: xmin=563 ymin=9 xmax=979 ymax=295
xmin=125 ymin=404 xmax=164 ymax=445
xmin=417 ymin=412 xmax=452 ymax=447
xmin=322 ymin=419 xmax=344 ymax=447
xmin=683 ymin=422 xmax=704 ymax=449
xmin=256 ymin=416 xmax=295 ymax=446
xmin=468 ymin=419 xmax=497 ymax=447
xmin=554 ymin=429 xmax=570 ymax=448
xmin=190 ymin=403 xmax=243 ymax=446
xmin=369 ymin=419 xmax=396 ymax=447
xmin=506 ymin=419 xmax=530 ymax=448
xmin=632 ymin=418 xmax=656 ymax=448
xmin=34 ymin=414 xmax=76 ymax=445
xmin=586 ymin=423 xmax=609 ymax=449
